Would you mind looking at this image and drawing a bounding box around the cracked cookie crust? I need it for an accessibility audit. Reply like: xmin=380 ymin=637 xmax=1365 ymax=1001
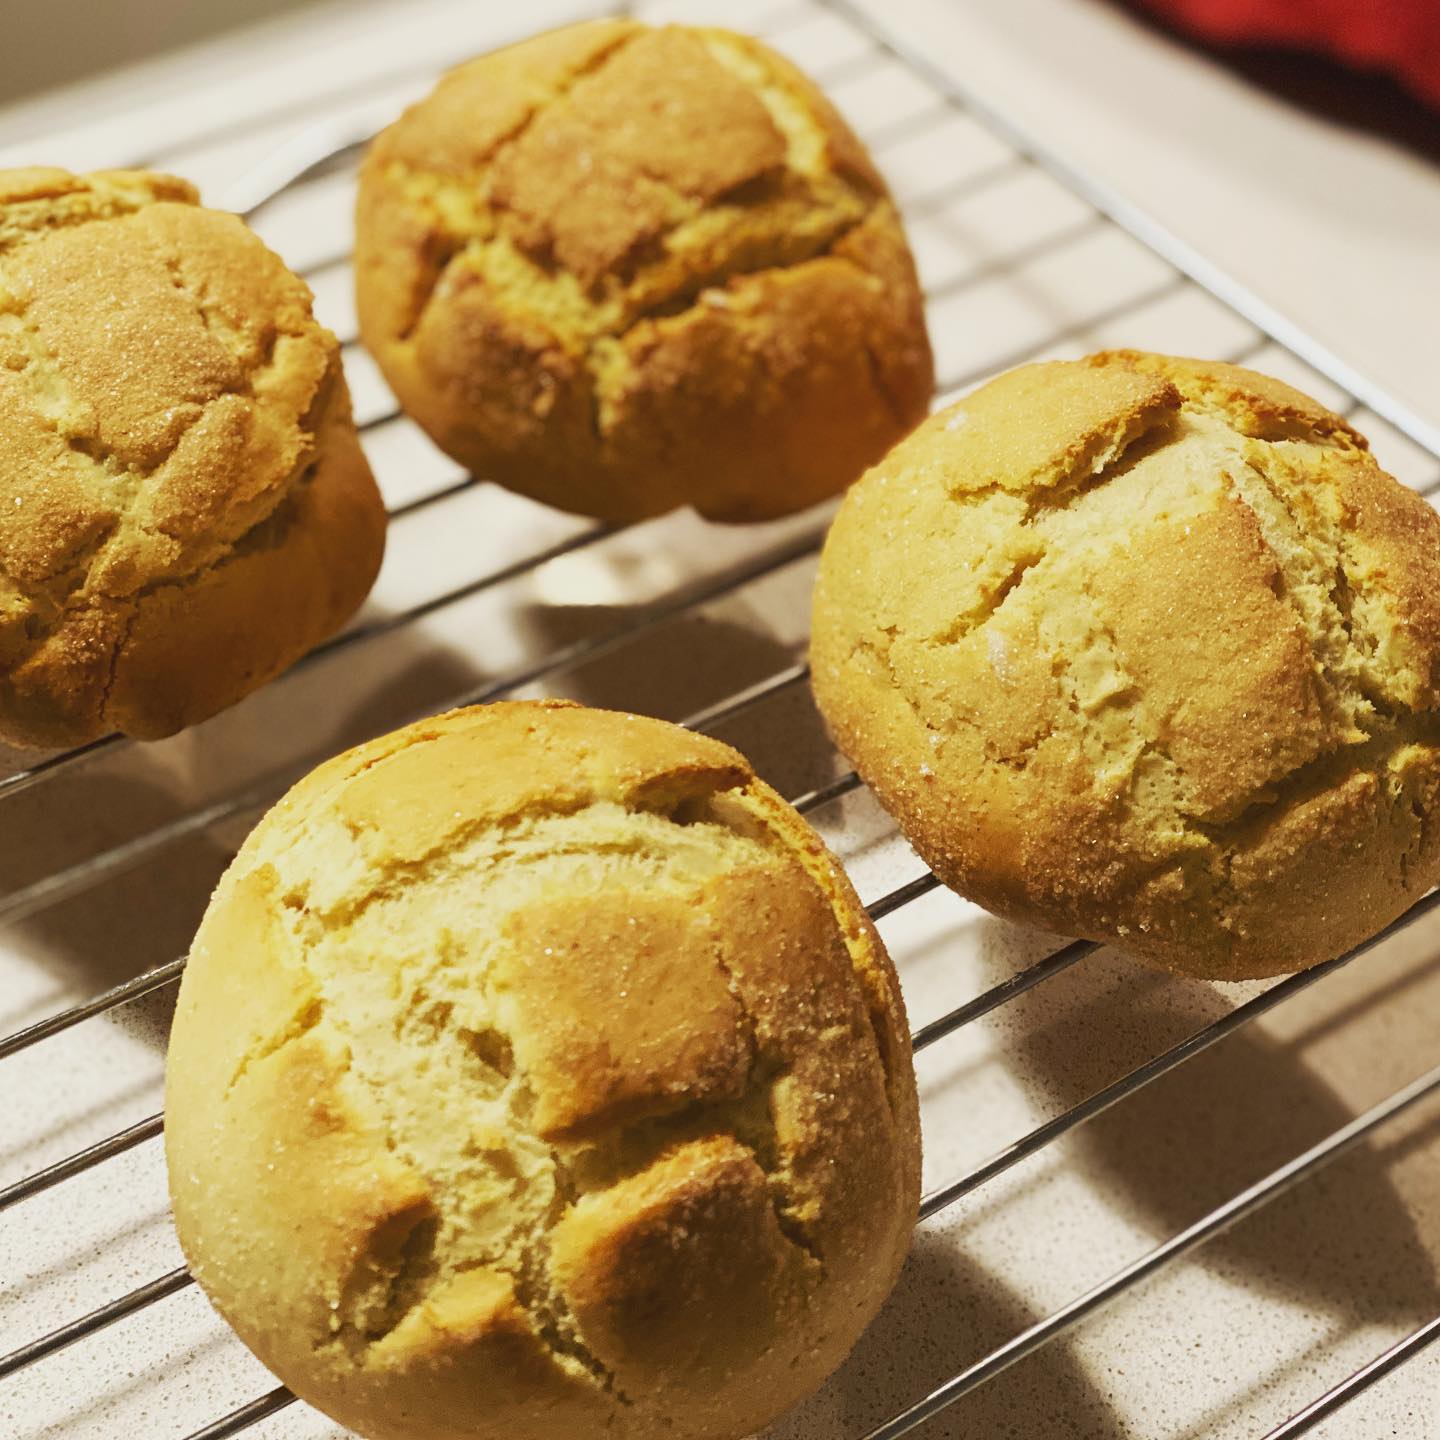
xmin=811 ymin=350 xmax=1440 ymax=979
xmin=165 ymin=700 xmax=920 ymax=1440
xmin=354 ymin=20 xmax=933 ymax=524
xmin=0 ymin=167 xmax=386 ymax=748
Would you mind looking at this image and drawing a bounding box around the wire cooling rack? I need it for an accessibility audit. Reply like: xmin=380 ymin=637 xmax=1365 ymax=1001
xmin=3 ymin=0 xmax=1440 ymax=1437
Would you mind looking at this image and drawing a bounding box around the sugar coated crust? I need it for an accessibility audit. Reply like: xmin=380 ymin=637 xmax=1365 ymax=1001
xmin=166 ymin=700 xmax=920 ymax=1440
xmin=0 ymin=167 xmax=385 ymax=747
xmin=354 ymin=21 xmax=933 ymax=523
xmin=812 ymin=350 xmax=1440 ymax=979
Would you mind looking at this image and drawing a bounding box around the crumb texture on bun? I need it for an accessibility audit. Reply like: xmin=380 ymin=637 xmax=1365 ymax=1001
xmin=0 ymin=167 xmax=385 ymax=748
xmin=355 ymin=20 xmax=933 ymax=523
xmin=166 ymin=701 xmax=920 ymax=1440
xmin=812 ymin=350 xmax=1440 ymax=979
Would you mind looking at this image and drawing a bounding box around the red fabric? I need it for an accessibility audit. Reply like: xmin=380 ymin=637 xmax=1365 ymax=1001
xmin=1133 ymin=0 xmax=1440 ymax=107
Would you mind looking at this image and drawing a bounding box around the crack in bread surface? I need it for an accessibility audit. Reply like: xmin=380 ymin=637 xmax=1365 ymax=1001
xmin=383 ymin=24 xmax=644 ymax=341
xmin=833 ymin=375 xmax=1440 ymax=892
xmin=375 ymin=25 xmax=884 ymax=436
xmin=232 ymin=761 xmax=891 ymax=1388
xmin=0 ymin=173 xmax=186 ymax=254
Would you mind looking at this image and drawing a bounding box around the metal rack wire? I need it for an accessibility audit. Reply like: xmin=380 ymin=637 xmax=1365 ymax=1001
xmin=4 ymin=0 xmax=1440 ymax=1436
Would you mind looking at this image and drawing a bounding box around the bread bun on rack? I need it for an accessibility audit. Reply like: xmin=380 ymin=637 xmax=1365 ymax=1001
xmin=355 ymin=19 xmax=932 ymax=524
xmin=166 ymin=700 xmax=920 ymax=1440
xmin=812 ymin=350 xmax=1440 ymax=980
xmin=0 ymin=167 xmax=385 ymax=748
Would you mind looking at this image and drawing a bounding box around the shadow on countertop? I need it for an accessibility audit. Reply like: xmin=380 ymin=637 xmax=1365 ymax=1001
xmin=767 ymin=1232 xmax=1120 ymax=1438
xmin=968 ymin=921 xmax=1440 ymax=1330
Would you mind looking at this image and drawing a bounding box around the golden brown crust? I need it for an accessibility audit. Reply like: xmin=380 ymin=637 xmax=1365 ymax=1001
xmin=812 ymin=351 xmax=1440 ymax=979
xmin=0 ymin=167 xmax=386 ymax=747
xmin=354 ymin=21 xmax=933 ymax=524
xmin=166 ymin=701 xmax=920 ymax=1440
xmin=549 ymin=1135 xmax=808 ymax=1410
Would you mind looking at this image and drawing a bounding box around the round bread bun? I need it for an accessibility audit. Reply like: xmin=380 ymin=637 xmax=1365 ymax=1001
xmin=812 ymin=350 xmax=1440 ymax=980
xmin=354 ymin=19 xmax=933 ymax=524
xmin=166 ymin=700 xmax=920 ymax=1440
xmin=0 ymin=167 xmax=385 ymax=749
